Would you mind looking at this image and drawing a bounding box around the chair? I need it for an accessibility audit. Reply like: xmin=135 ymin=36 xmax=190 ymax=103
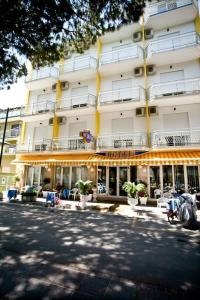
xmin=154 ymin=188 xmax=162 ymax=199
xmin=68 ymin=188 xmax=79 ymax=200
xmin=60 ymin=188 xmax=70 ymax=200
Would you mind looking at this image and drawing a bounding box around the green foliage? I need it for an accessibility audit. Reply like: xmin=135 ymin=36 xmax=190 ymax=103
xmin=122 ymin=181 xmax=146 ymax=198
xmin=14 ymin=175 xmax=20 ymax=182
xmin=0 ymin=0 xmax=146 ymax=88
xmin=21 ymin=186 xmax=37 ymax=195
xmin=76 ymin=180 xmax=93 ymax=195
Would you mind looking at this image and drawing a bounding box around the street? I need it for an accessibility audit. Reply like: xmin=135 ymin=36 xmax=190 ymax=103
xmin=0 ymin=203 xmax=200 ymax=299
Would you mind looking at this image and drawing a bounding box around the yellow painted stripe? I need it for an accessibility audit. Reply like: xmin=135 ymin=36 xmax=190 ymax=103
xmin=53 ymin=114 xmax=59 ymax=139
xmin=195 ymin=16 xmax=200 ymax=34
xmin=95 ymin=38 xmax=102 ymax=138
xmin=141 ymin=16 xmax=151 ymax=147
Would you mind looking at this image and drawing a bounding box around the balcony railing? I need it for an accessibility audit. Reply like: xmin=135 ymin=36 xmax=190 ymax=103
xmin=21 ymin=101 xmax=55 ymax=117
xmin=99 ymin=87 xmax=145 ymax=105
xmin=147 ymin=32 xmax=199 ymax=57
xmin=149 ymin=0 xmax=193 ymax=16
xmin=60 ymin=56 xmax=97 ymax=73
xmin=0 ymin=128 xmax=20 ymax=139
xmin=101 ymin=45 xmax=143 ymax=65
xmin=56 ymin=94 xmax=96 ymax=111
xmin=152 ymin=128 xmax=200 ymax=148
xmin=149 ymin=77 xmax=200 ymax=100
xmin=17 ymin=137 xmax=94 ymax=153
xmin=97 ymin=133 xmax=148 ymax=149
xmin=26 ymin=67 xmax=59 ymax=82
xmin=0 ymin=107 xmax=22 ymax=120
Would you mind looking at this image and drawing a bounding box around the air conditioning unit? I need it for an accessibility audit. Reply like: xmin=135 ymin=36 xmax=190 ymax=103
xmin=134 ymin=67 xmax=144 ymax=77
xmin=145 ymin=28 xmax=154 ymax=39
xmin=147 ymin=65 xmax=156 ymax=75
xmin=136 ymin=107 xmax=145 ymax=117
xmin=49 ymin=118 xmax=54 ymax=125
xmin=58 ymin=116 xmax=66 ymax=125
xmin=52 ymin=83 xmax=57 ymax=91
xmin=149 ymin=106 xmax=158 ymax=116
xmin=61 ymin=81 xmax=69 ymax=90
xmin=133 ymin=31 xmax=142 ymax=42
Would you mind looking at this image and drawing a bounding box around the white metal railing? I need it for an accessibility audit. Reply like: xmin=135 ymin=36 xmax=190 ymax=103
xmin=99 ymin=87 xmax=145 ymax=105
xmin=60 ymin=56 xmax=97 ymax=73
xmin=97 ymin=133 xmax=148 ymax=149
xmin=101 ymin=45 xmax=143 ymax=65
xmin=149 ymin=77 xmax=200 ymax=101
xmin=56 ymin=94 xmax=96 ymax=110
xmin=21 ymin=101 xmax=55 ymax=116
xmin=0 ymin=108 xmax=22 ymax=119
xmin=152 ymin=128 xmax=200 ymax=148
xmin=26 ymin=67 xmax=59 ymax=82
xmin=17 ymin=137 xmax=94 ymax=153
xmin=0 ymin=128 xmax=20 ymax=139
xmin=147 ymin=32 xmax=199 ymax=57
xmin=149 ymin=0 xmax=192 ymax=16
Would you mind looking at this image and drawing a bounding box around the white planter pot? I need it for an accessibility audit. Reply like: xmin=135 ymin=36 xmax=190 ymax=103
xmin=140 ymin=197 xmax=148 ymax=206
xmin=127 ymin=197 xmax=138 ymax=210
xmin=80 ymin=195 xmax=89 ymax=209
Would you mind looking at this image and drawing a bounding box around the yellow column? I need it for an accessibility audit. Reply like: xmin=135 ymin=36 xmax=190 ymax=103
xmin=141 ymin=16 xmax=151 ymax=147
xmin=195 ymin=16 xmax=200 ymax=34
xmin=95 ymin=38 xmax=102 ymax=137
xmin=20 ymin=90 xmax=31 ymax=144
xmin=53 ymin=80 xmax=62 ymax=139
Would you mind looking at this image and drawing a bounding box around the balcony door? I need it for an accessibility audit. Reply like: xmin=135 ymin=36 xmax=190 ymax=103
xmin=68 ymin=121 xmax=86 ymax=150
xmin=160 ymin=70 xmax=184 ymax=96
xmin=33 ymin=126 xmax=50 ymax=151
xmin=112 ymin=79 xmax=132 ymax=102
xmin=163 ymin=112 xmax=189 ymax=146
xmin=112 ymin=118 xmax=133 ymax=149
xmin=71 ymin=86 xmax=88 ymax=107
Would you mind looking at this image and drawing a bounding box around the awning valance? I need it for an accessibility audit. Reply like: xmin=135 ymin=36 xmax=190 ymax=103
xmin=13 ymin=151 xmax=200 ymax=166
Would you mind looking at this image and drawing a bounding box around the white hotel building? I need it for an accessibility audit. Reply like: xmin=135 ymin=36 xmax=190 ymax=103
xmin=15 ymin=0 xmax=200 ymax=198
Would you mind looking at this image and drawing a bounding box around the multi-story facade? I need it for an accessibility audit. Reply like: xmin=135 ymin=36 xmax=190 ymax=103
xmin=0 ymin=107 xmax=22 ymax=191
xmin=15 ymin=0 xmax=200 ymax=198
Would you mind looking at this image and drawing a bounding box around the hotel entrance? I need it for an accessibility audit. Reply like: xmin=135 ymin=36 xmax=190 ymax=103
xmin=98 ymin=166 xmax=137 ymax=197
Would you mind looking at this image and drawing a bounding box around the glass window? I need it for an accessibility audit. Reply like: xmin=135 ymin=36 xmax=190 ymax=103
xmin=63 ymin=167 xmax=70 ymax=188
xmin=98 ymin=167 xmax=106 ymax=194
xmin=81 ymin=167 xmax=88 ymax=181
xmin=187 ymin=166 xmax=199 ymax=193
xmin=71 ymin=167 xmax=80 ymax=188
xmin=130 ymin=166 xmax=137 ymax=182
xmin=55 ymin=167 xmax=62 ymax=186
xmin=26 ymin=167 xmax=33 ymax=185
xmin=40 ymin=167 xmax=52 ymax=190
xmin=174 ymin=165 xmax=184 ymax=193
xmin=33 ymin=166 xmax=40 ymax=186
xmin=150 ymin=166 xmax=160 ymax=198
xmin=119 ymin=167 xmax=127 ymax=196
xmin=163 ymin=166 xmax=173 ymax=192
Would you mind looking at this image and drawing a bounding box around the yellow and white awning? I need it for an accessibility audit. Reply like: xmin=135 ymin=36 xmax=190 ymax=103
xmin=13 ymin=151 xmax=200 ymax=166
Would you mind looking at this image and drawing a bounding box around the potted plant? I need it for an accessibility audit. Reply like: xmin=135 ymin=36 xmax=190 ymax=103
xmin=21 ymin=186 xmax=37 ymax=202
xmin=76 ymin=180 xmax=93 ymax=209
xmin=138 ymin=190 xmax=148 ymax=206
xmin=122 ymin=182 xmax=146 ymax=210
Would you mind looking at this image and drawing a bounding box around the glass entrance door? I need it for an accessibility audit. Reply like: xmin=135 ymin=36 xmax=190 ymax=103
xmin=109 ymin=167 xmax=117 ymax=196
xmin=119 ymin=167 xmax=127 ymax=196
xmin=150 ymin=166 xmax=160 ymax=198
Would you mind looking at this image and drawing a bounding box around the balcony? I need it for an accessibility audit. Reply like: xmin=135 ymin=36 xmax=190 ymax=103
xmin=0 ymin=107 xmax=22 ymax=122
xmin=149 ymin=77 xmax=200 ymax=106
xmin=59 ymin=56 xmax=97 ymax=81
xmin=2 ymin=145 xmax=16 ymax=155
xmin=98 ymin=87 xmax=145 ymax=112
xmin=17 ymin=137 xmax=95 ymax=153
xmin=100 ymin=45 xmax=143 ymax=76
xmin=97 ymin=133 xmax=148 ymax=151
xmin=152 ymin=128 xmax=200 ymax=148
xmin=25 ymin=67 xmax=59 ymax=90
xmin=147 ymin=32 xmax=200 ymax=65
xmin=147 ymin=0 xmax=197 ymax=29
xmin=20 ymin=101 xmax=55 ymax=122
xmin=0 ymin=128 xmax=20 ymax=140
xmin=56 ymin=94 xmax=96 ymax=116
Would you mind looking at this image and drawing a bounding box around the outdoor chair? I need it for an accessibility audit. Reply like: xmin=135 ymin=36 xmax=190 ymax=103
xmin=68 ymin=188 xmax=79 ymax=200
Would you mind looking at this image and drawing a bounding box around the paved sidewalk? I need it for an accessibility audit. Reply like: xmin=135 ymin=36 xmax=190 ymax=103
xmin=0 ymin=201 xmax=200 ymax=299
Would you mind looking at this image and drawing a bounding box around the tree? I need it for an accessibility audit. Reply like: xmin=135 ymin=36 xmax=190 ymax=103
xmin=0 ymin=0 xmax=147 ymax=89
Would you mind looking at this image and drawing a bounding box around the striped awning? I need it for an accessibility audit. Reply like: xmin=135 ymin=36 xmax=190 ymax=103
xmin=13 ymin=151 xmax=200 ymax=166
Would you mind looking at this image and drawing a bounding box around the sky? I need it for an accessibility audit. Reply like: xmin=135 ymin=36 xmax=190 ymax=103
xmin=0 ymin=77 xmax=26 ymax=109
